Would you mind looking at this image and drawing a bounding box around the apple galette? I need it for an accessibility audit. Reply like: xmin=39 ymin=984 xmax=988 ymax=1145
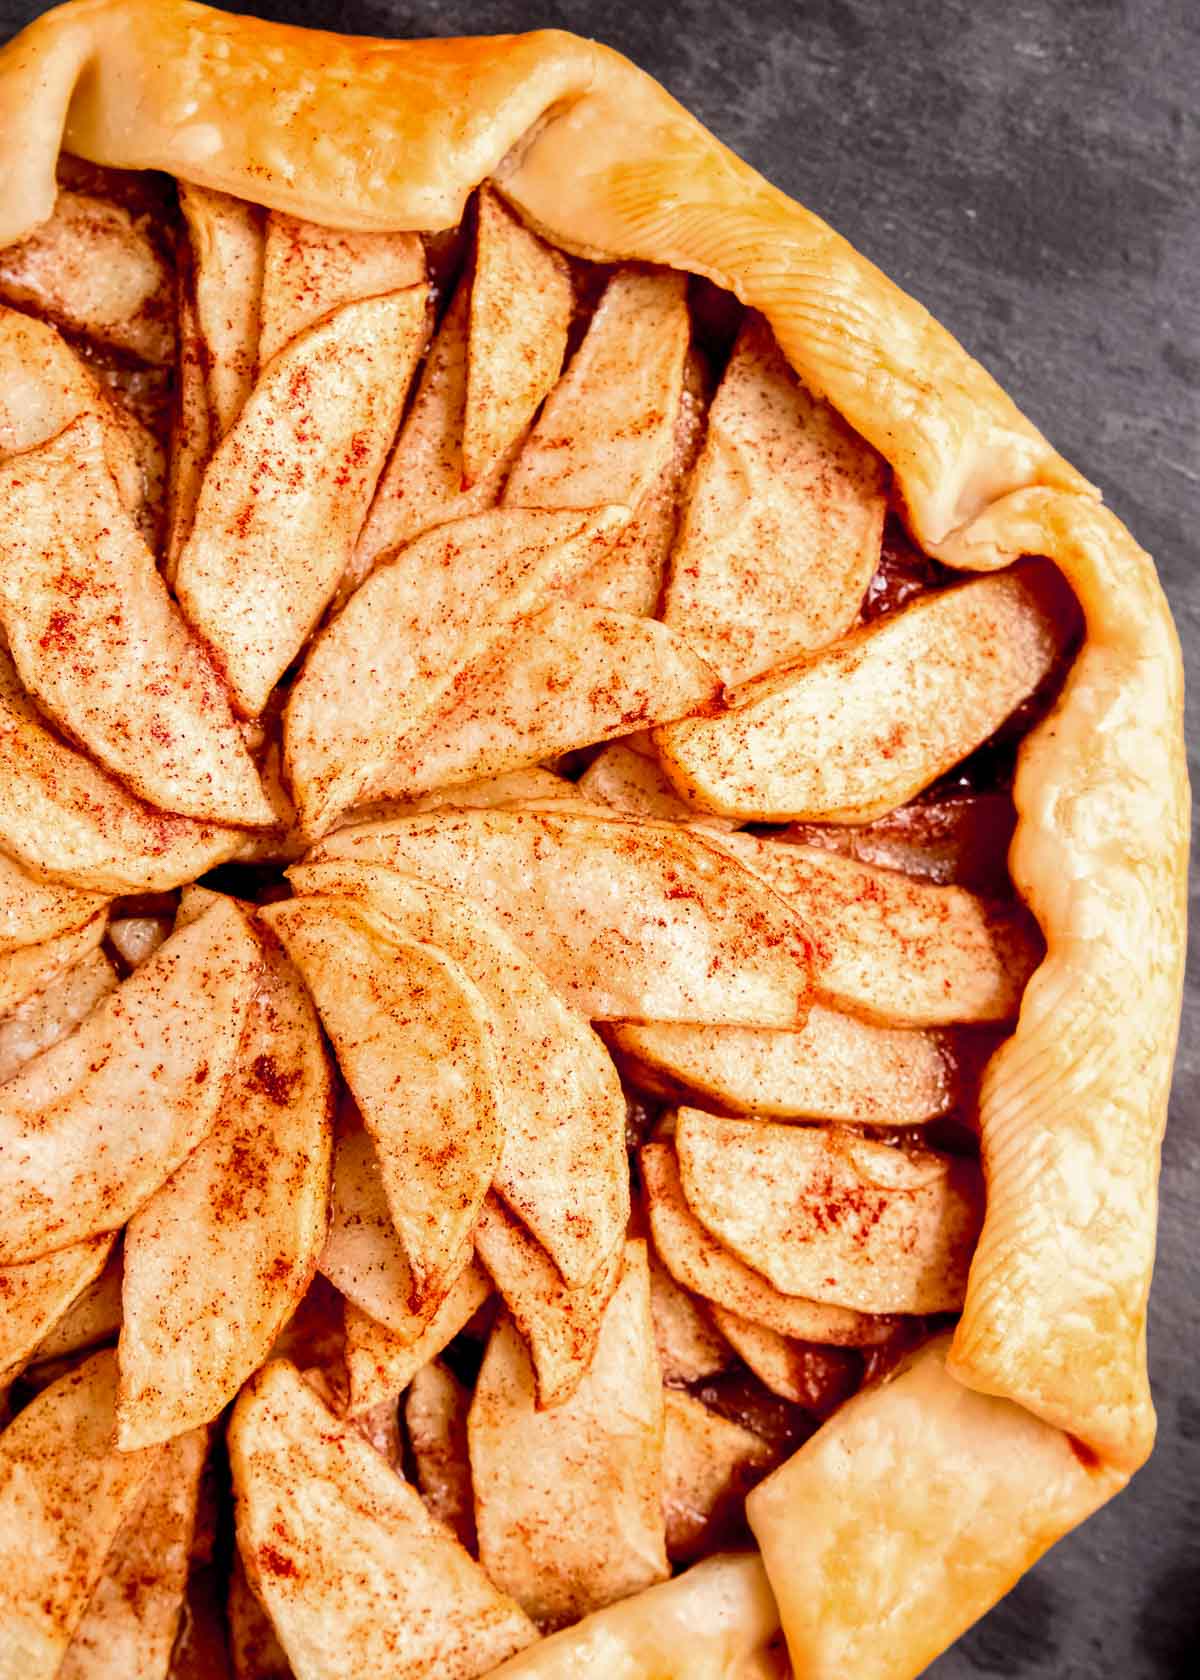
xmin=0 ymin=4 xmax=1187 ymax=1679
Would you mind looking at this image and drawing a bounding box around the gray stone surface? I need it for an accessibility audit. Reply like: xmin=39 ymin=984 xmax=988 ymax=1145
xmin=0 ymin=1 xmax=1196 ymax=1674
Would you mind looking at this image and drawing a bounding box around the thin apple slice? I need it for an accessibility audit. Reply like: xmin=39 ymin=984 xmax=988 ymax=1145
xmin=373 ymin=602 xmax=720 ymax=799
xmin=176 ymin=287 xmax=428 ymax=718
xmin=263 ymin=895 xmax=501 ymax=1311
xmin=463 ymin=188 xmax=572 ymax=484
xmin=746 ymin=1336 xmax=1125 ymax=1680
xmin=0 ymin=646 xmax=249 ymax=894
xmin=228 ymin=1555 xmax=292 ymax=1680
xmin=57 ymin=1425 xmax=207 ymax=1680
xmin=286 ymin=506 xmax=624 ymax=835
xmin=0 ymin=947 xmax=116 ymax=1083
xmin=311 ymin=806 xmax=813 ymax=1027
xmin=0 ymin=947 xmax=115 ymax=1075
xmin=319 ymin=1119 xmax=464 ymax=1339
xmin=676 ymin=1112 xmax=984 ymax=1314
xmin=0 ymin=1349 xmax=160 ymax=1680
xmin=0 ymin=305 xmax=145 ymax=513
xmin=116 ymin=925 xmax=333 ymax=1450
xmin=487 ymin=1552 xmax=781 ymax=1679
xmin=0 ymin=417 xmax=275 ymax=827
xmin=344 ymin=1262 xmax=492 ymax=1416
xmin=713 ymin=831 xmax=1039 ymax=1026
xmin=470 ymin=1240 xmax=668 ymax=1629
xmin=657 ymin=560 xmax=1076 ymax=821
xmin=348 ymin=282 xmax=509 ymax=597
xmin=178 ymin=184 xmax=264 ymax=436
xmin=474 ymin=1196 xmax=624 ymax=1409
xmin=29 ymin=1245 xmax=123 ymax=1364
xmin=106 ymin=913 xmax=172 ymax=969
xmin=163 ymin=271 xmax=212 ymax=584
xmin=707 ymin=1307 xmax=860 ymax=1414
xmin=230 ymin=1359 xmax=537 ymax=1677
xmin=648 ymin=1249 xmax=731 ymax=1384
xmin=0 ymin=897 xmax=262 ymax=1263
xmin=0 ymin=908 xmax=107 ymax=1016
xmin=621 ymin=1009 xmax=954 ymax=1126
xmin=641 ymin=1142 xmax=890 ymax=1346
xmin=0 ymin=189 xmax=174 ymax=365
xmin=577 ymin=739 xmax=737 ymax=829
xmin=662 ymin=1388 xmax=776 ymax=1562
xmin=289 ymin=863 xmax=628 ymax=1290
xmin=0 ymin=1232 xmax=115 ymax=1386
xmin=503 ymin=267 xmax=690 ymax=511
xmin=0 ymin=848 xmax=107 ymax=958
xmin=662 ymin=314 xmax=885 ymax=682
xmin=405 ymin=1361 xmax=477 ymax=1550
xmin=568 ymin=347 xmax=710 ymax=615
xmin=259 ymin=212 xmax=426 ymax=363
xmin=365 ymin=765 xmax=577 ymax=822
xmin=779 ymin=792 xmax=1018 ymax=893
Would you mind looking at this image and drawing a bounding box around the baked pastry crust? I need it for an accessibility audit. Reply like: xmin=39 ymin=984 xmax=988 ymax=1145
xmin=0 ymin=1 xmax=1187 ymax=1671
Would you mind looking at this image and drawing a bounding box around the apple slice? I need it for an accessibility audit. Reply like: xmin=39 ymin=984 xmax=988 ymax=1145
xmin=348 ymin=281 xmax=509 ymax=597
xmin=373 ymin=601 xmax=720 ymax=799
xmin=163 ymin=271 xmax=212 ymax=585
xmin=469 ymin=1241 xmax=669 ymax=1628
xmin=229 ymin=1360 xmax=537 ymax=1677
xmin=707 ymin=1307 xmax=859 ymax=1414
xmin=0 ymin=645 xmax=249 ymax=894
xmin=106 ymin=914 xmax=172 ymax=970
xmin=176 ymin=287 xmax=428 ymax=718
xmin=363 ymin=764 xmax=577 ymax=823
xmin=662 ymin=314 xmax=885 ymax=682
xmin=486 ymin=1552 xmax=781 ymax=1679
xmin=29 ymin=1244 xmax=123 ymax=1366
xmin=0 ymin=908 xmax=107 ymax=1016
xmin=474 ymin=1195 xmax=625 ymax=1409
xmin=778 ymin=791 xmax=1018 ymax=893
xmin=609 ymin=1008 xmax=954 ymax=1124
xmin=178 ymin=184 xmax=264 ymax=436
xmin=568 ymin=347 xmax=710 ymax=616
xmin=0 ymin=897 xmax=262 ymax=1263
xmin=0 ymin=848 xmax=107 ymax=959
xmin=0 ymin=305 xmax=146 ymax=515
xmin=344 ymin=1262 xmax=492 ymax=1416
xmin=577 ymin=739 xmax=737 ymax=829
xmin=227 ymin=1555 xmax=291 ymax=1680
xmin=0 ymin=947 xmax=114 ymax=1084
xmin=713 ymin=831 xmax=1040 ymax=1026
xmin=310 ymin=806 xmax=813 ymax=1027
xmin=641 ymin=1142 xmax=890 ymax=1346
xmin=648 ymin=1249 xmax=731 ymax=1384
xmin=263 ymin=895 xmax=501 ymax=1311
xmin=0 ymin=1232 xmax=115 ymax=1387
xmin=405 ymin=1361 xmax=477 ymax=1551
xmin=285 ymin=506 xmax=625 ymax=835
xmin=116 ymin=924 xmax=333 ymax=1449
xmin=57 ymin=1425 xmax=207 ymax=1680
xmin=0 ymin=1349 xmax=160 ymax=1680
xmin=290 ymin=863 xmax=628 ymax=1291
xmin=0 ymin=416 xmax=275 ymax=827
xmin=0 ymin=188 xmax=174 ymax=365
xmin=676 ymin=1111 xmax=984 ymax=1314
xmin=662 ymin=1388 xmax=776 ymax=1562
xmin=318 ymin=1117 xmax=469 ymax=1342
xmin=463 ymin=188 xmax=572 ymax=484
xmin=657 ymin=559 xmax=1076 ymax=821
xmin=259 ymin=212 xmax=425 ymax=363
xmin=503 ymin=267 xmax=690 ymax=511
xmin=746 ymin=1336 xmax=1125 ymax=1680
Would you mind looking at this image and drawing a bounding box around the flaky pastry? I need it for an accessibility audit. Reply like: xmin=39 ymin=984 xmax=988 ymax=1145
xmin=0 ymin=3 xmax=1186 ymax=1676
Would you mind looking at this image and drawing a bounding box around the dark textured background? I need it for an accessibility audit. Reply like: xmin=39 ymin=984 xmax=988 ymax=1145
xmin=1 ymin=1 xmax=1196 ymax=1674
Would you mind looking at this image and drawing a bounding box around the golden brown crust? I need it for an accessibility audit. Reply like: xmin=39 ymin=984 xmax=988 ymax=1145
xmin=0 ymin=0 xmax=1187 ymax=1661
